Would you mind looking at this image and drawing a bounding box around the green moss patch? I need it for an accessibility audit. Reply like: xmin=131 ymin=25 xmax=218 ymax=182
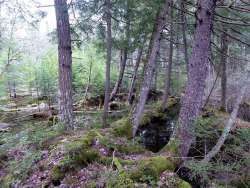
xmin=130 ymin=156 xmax=175 ymax=182
xmin=111 ymin=118 xmax=132 ymax=138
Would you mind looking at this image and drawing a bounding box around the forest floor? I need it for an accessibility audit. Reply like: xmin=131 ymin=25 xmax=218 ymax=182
xmin=0 ymin=96 xmax=249 ymax=188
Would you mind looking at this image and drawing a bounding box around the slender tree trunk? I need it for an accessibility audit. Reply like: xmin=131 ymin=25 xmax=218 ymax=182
xmin=110 ymin=3 xmax=130 ymax=101
xmin=131 ymin=0 xmax=170 ymax=138
xmin=177 ymin=0 xmax=217 ymax=158
xmin=36 ymin=86 xmax=40 ymax=112
xmin=8 ymin=81 xmax=11 ymax=98
xmin=103 ymin=0 xmax=112 ymax=127
xmin=13 ymin=81 xmax=16 ymax=98
xmin=175 ymin=16 xmax=181 ymax=94
xmin=54 ymin=0 xmax=74 ymax=129
xmin=110 ymin=50 xmax=128 ymax=101
xmin=180 ymin=0 xmax=189 ymax=73
xmin=128 ymin=47 xmax=143 ymax=104
xmin=220 ymin=29 xmax=228 ymax=111
xmin=203 ymin=70 xmax=219 ymax=108
xmin=162 ymin=0 xmax=174 ymax=108
xmin=151 ymin=57 xmax=159 ymax=91
xmin=83 ymin=60 xmax=93 ymax=102
xmin=203 ymin=71 xmax=250 ymax=163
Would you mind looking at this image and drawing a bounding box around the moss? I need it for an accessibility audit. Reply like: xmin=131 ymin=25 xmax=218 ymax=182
xmin=51 ymin=131 xmax=101 ymax=183
xmin=160 ymin=172 xmax=191 ymax=188
xmin=99 ymin=133 xmax=145 ymax=154
xmin=111 ymin=118 xmax=132 ymax=138
xmin=111 ymin=98 xmax=180 ymax=139
xmin=161 ymin=139 xmax=180 ymax=157
xmin=140 ymin=113 xmax=152 ymax=126
xmin=178 ymin=180 xmax=192 ymax=188
xmin=131 ymin=156 xmax=175 ymax=182
xmin=0 ymin=174 xmax=15 ymax=187
xmin=71 ymin=148 xmax=100 ymax=166
xmin=51 ymin=165 xmax=66 ymax=183
xmin=99 ymin=156 xmax=135 ymax=167
xmin=116 ymin=144 xmax=145 ymax=154
xmin=82 ymin=130 xmax=99 ymax=147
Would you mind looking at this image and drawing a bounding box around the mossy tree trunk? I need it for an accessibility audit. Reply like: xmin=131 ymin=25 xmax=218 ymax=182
xmin=177 ymin=0 xmax=217 ymax=158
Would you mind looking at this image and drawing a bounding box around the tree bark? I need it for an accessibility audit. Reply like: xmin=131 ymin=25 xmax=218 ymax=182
xmin=203 ymin=69 xmax=219 ymax=108
xmin=131 ymin=0 xmax=170 ymax=138
xmin=110 ymin=2 xmax=130 ymax=101
xmin=128 ymin=47 xmax=143 ymax=105
xmin=180 ymin=0 xmax=189 ymax=73
xmin=203 ymin=71 xmax=250 ymax=163
xmin=177 ymin=0 xmax=217 ymax=158
xmin=162 ymin=0 xmax=174 ymax=109
xmin=220 ymin=29 xmax=228 ymax=111
xmin=110 ymin=49 xmax=128 ymax=101
xmin=54 ymin=0 xmax=74 ymax=129
xmin=83 ymin=60 xmax=93 ymax=102
xmin=103 ymin=0 xmax=112 ymax=127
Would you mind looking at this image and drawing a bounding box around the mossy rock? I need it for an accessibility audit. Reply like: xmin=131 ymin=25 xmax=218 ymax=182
xmin=111 ymin=98 xmax=180 ymax=139
xmin=130 ymin=156 xmax=175 ymax=182
xmin=111 ymin=118 xmax=132 ymax=138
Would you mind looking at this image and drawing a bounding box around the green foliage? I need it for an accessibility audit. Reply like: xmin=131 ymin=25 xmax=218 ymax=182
xmin=72 ymin=44 xmax=118 ymax=99
xmin=194 ymin=116 xmax=218 ymax=138
xmin=34 ymin=49 xmax=58 ymax=97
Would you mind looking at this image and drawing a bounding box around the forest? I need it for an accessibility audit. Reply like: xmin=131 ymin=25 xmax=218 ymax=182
xmin=0 ymin=0 xmax=250 ymax=187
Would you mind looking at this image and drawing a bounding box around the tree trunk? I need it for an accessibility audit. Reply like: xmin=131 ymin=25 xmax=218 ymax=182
xmin=162 ymin=0 xmax=174 ymax=109
xmin=220 ymin=29 xmax=228 ymax=111
xmin=110 ymin=49 xmax=128 ymax=101
xmin=203 ymin=71 xmax=250 ymax=163
xmin=128 ymin=47 xmax=143 ymax=105
xmin=110 ymin=3 xmax=130 ymax=101
xmin=151 ymin=57 xmax=159 ymax=91
xmin=177 ymin=0 xmax=217 ymax=158
xmin=131 ymin=0 xmax=170 ymax=138
xmin=180 ymin=0 xmax=189 ymax=73
xmin=83 ymin=60 xmax=93 ymax=102
xmin=54 ymin=0 xmax=74 ymax=129
xmin=103 ymin=0 xmax=112 ymax=127
xmin=203 ymin=70 xmax=219 ymax=108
